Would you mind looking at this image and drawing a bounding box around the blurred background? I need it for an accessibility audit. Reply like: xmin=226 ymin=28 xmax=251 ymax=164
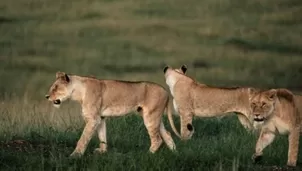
xmin=1 ymin=0 xmax=302 ymax=101
xmin=0 ymin=0 xmax=302 ymax=170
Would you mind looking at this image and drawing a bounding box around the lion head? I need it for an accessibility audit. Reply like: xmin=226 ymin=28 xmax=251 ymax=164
xmin=45 ymin=72 xmax=73 ymax=108
xmin=250 ymin=89 xmax=278 ymax=123
xmin=163 ymin=64 xmax=187 ymax=75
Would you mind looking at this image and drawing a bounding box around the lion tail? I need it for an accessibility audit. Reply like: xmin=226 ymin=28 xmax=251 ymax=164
xmin=166 ymin=98 xmax=181 ymax=138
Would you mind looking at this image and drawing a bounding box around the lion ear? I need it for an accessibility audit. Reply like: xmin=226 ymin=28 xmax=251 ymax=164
xmin=248 ymin=88 xmax=257 ymax=95
xmin=56 ymin=71 xmax=65 ymax=79
xmin=163 ymin=66 xmax=170 ymax=73
xmin=56 ymin=71 xmax=70 ymax=82
xmin=266 ymin=89 xmax=277 ymax=100
xmin=180 ymin=64 xmax=187 ymax=74
xmin=248 ymin=87 xmax=257 ymax=100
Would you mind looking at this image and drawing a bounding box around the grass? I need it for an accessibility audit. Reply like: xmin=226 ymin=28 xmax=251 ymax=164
xmin=0 ymin=101 xmax=296 ymax=171
xmin=0 ymin=0 xmax=302 ymax=170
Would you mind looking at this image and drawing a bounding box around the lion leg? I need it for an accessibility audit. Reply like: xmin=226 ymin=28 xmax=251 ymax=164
xmin=159 ymin=120 xmax=176 ymax=151
xmin=236 ymin=113 xmax=253 ymax=131
xmin=179 ymin=113 xmax=194 ymax=140
xmin=70 ymin=115 xmax=100 ymax=158
xmin=287 ymin=127 xmax=299 ymax=167
xmin=252 ymin=128 xmax=276 ymax=163
xmin=143 ymin=111 xmax=163 ymax=153
xmin=94 ymin=118 xmax=107 ymax=154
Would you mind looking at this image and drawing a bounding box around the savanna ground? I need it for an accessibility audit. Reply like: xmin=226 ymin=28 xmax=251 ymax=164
xmin=0 ymin=0 xmax=302 ymax=170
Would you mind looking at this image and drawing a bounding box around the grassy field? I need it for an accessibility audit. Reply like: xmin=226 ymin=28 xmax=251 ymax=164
xmin=0 ymin=0 xmax=302 ymax=170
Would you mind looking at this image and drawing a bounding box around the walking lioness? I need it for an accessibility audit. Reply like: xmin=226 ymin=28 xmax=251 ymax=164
xmin=163 ymin=65 xmax=255 ymax=140
xmin=250 ymin=88 xmax=300 ymax=167
xmin=45 ymin=72 xmax=176 ymax=157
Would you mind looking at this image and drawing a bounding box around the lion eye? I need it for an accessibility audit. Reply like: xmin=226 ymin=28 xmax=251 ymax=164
xmin=251 ymin=102 xmax=256 ymax=107
xmin=261 ymin=102 xmax=266 ymax=107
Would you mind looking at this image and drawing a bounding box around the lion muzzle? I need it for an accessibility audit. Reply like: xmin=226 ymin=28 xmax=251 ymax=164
xmin=254 ymin=118 xmax=264 ymax=122
xmin=53 ymin=99 xmax=61 ymax=105
xmin=253 ymin=113 xmax=265 ymax=122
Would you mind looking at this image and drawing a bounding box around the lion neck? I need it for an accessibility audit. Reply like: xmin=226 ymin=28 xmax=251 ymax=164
xmin=69 ymin=75 xmax=86 ymax=103
xmin=263 ymin=99 xmax=281 ymax=123
xmin=165 ymin=72 xmax=192 ymax=96
xmin=165 ymin=74 xmax=178 ymax=96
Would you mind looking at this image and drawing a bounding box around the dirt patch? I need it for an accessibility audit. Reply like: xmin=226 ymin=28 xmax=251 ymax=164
xmin=0 ymin=140 xmax=52 ymax=153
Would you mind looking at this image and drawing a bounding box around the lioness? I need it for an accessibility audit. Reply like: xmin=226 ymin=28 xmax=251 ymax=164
xmin=45 ymin=72 xmax=176 ymax=157
xmin=163 ymin=65 xmax=255 ymax=140
xmin=249 ymin=88 xmax=300 ymax=167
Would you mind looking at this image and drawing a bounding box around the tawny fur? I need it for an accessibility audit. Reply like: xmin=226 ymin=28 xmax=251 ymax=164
xmin=163 ymin=65 xmax=256 ymax=140
xmin=295 ymin=94 xmax=302 ymax=131
xmin=250 ymin=88 xmax=301 ymax=167
xmin=46 ymin=72 xmax=176 ymax=158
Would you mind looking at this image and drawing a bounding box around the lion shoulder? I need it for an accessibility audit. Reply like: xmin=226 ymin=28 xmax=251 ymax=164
xmin=277 ymin=88 xmax=295 ymax=103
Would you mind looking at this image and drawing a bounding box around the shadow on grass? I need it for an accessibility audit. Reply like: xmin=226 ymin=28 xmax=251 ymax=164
xmin=80 ymin=12 xmax=106 ymax=20
xmin=270 ymin=63 xmax=302 ymax=91
xmin=1 ymin=62 xmax=58 ymax=73
xmin=192 ymin=59 xmax=211 ymax=69
xmin=78 ymin=26 xmax=120 ymax=38
xmin=0 ymin=16 xmax=15 ymax=24
xmin=274 ymin=19 xmax=302 ymax=26
xmin=103 ymin=64 xmax=161 ymax=74
xmin=225 ymin=38 xmax=302 ymax=55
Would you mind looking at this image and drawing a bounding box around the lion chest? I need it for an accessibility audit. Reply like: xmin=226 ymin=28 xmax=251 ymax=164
xmin=272 ymin=117 xmax=291 ymax=134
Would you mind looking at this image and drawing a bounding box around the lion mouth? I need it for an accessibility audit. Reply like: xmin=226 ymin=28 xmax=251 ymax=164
xmin=53 ymin=99 xmax=61 ymax=105
xmin=254 ymin=118 xmax=264 ymax=122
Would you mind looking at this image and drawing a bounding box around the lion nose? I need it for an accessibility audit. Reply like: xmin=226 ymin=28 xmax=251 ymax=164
xmin=255 ymin=113 xmax=260 ymax=117
xmin=45 ymin=95 xmax=50 ymax=99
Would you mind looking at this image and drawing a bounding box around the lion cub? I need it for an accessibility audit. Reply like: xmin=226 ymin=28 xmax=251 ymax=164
xmin=163 ymin=65 xmax=255 ymax=140
xmin=45 ymin=72 xmax=176 ymax=157
xmin=250 ymin=88 xmax=300 ymax=167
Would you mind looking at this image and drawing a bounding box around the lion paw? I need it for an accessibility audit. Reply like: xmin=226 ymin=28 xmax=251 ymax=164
xmin=69 ymin=151 xmax=83 ymax=159
xmin=94 ymin=148 xmax=107 ymax=154
xmin=286 ymin=161 xmax=297 ymax=168
xmin=252 ymin=154 xmax=262 ymax=164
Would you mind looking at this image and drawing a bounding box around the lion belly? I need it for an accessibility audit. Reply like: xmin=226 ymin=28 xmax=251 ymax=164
xmin=193 ymin=107 xmax=231 ymax=118
xmin=101 ymin=106 xmax=134 ymax=117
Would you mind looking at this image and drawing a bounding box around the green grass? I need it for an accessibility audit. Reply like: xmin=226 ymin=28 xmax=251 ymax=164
xmin=0 ymin=101 xmax=297 ymax=171
xmin=0 ymin=0 xmax=302 ymax=170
